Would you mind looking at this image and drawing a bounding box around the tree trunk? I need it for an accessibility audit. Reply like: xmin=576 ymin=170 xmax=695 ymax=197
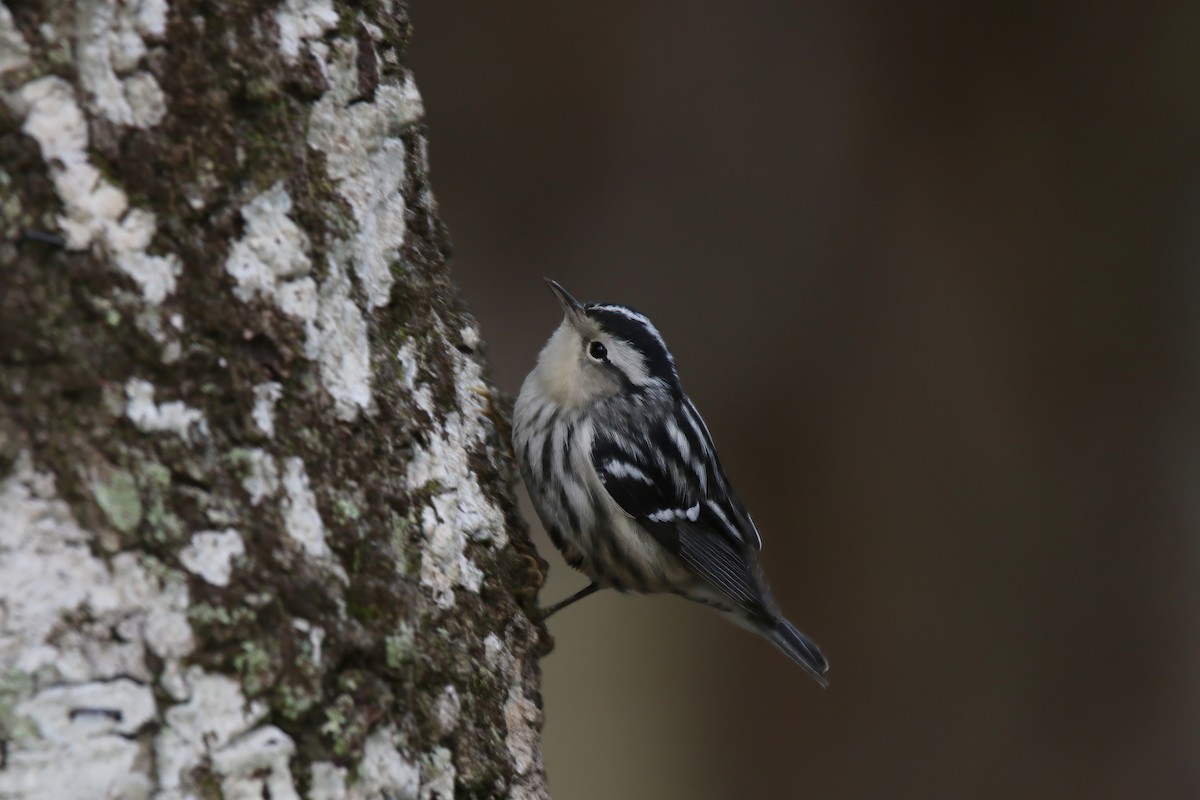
xmin=0 ymin=1 xmax=549 ymax=797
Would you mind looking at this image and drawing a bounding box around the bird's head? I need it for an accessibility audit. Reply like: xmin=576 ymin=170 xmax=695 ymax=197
xmin=533 ymin=280 xmax=678 ymax=408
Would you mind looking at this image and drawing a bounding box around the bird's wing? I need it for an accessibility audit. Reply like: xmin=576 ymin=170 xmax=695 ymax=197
xmin=679 ymin=395 xmax=762 ymax=549
xmin=591 ymin=402 xmax=767 ymax=612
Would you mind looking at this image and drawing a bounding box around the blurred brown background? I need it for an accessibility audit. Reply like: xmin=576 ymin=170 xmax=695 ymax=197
xmin=409 ymin=3 xmax=1200 ymax=798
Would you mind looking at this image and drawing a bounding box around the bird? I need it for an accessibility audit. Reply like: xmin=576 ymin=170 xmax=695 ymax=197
xmin=512 ymin=279 xmax=829 ymax=686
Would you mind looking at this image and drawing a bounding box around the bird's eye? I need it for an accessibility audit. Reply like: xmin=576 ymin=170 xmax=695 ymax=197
xmin=588 ymin=341 xmax=607 ymax=361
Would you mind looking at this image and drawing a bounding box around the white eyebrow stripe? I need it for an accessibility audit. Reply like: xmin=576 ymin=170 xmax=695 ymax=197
xmin=604 ymin=341 xmax=652 ymax=386
xmin=588 ymin=304 xmax=669 ymax=351
xmin=589 ymin=305 xmax=650 ymax=325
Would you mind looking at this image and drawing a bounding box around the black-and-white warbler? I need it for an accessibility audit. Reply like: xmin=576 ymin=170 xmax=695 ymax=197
xmin=513 ymin=280 xmax=829 ymax=686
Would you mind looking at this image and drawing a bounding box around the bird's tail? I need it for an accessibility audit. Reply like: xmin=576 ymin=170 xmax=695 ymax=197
xmin=765 ymin=617 xmax=830 ymax=688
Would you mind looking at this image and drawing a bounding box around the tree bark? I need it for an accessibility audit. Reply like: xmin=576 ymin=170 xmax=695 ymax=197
xmin=0 ymin=1 xmax=549 ymax=797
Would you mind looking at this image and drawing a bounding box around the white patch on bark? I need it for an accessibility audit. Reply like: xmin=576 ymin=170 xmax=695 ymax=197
xmin=1 ymin=459 xmax=108 ymax=676
xmin=130 ymin=300 xmax=183 ymax=359
xmin=292 ymin=617 xmax=324 ymax=665
xmin=105 ymin=207 xmax=180 ymax=303
xmin=135 ymin=0 xmax=169 ymax=38
xmin=155 ymin=668 xmax=269 ymax=798
xmin=0 ymin=454 xmax=194 ymax=682
xmin=275 ymin=0 xmax=338 ymax=64
xmin=1 ymin=455 xmax=309 ymax=796
xmin=179 ymin=528 xmax=245 ymax=586
xmin=315 ymin=258 xmax=374 ymax=419
xmin=419 ymin=746 xmax=455 ymax=800
xmin=504 ymin=685 xmax=541 ymax=779
xmin=308 ymin=762 xmax=350 ymax=799
xmin=406 ymin=323 xmax=507 ymax=608
xmin=11 ymin=76 xmax=181 ymax=301
xmin=226 ymin=185 xmax=373 ymax=421
xmin=484 ymin=628 xmax=548 ymax=798
xmin=0 ymin=2 xmax=30 ymax=75
xmin=396 ymin=340 xmax=420 ymax=394
xmin=483 ymin=633 xmax=506 ymax=670
xmin=281 ymin=456 xmax=333 ymax=560
xmin=18 ymin=678 xmax=155 ymax=740
xmin=125 ymin=377 xmax=209 ymax=441
xmin=252 ymin=381 xmax=284 ymax=437
xmin=239 ymin=447 xmax=280 ymax=505
xmin=7 ymin=678 xmax=157 ymax=800
xmin=460 ymin=324 xmax=481 ymax=351
xmin=308 ymin=36 xmax=425 ymax=310
xmin=76 ymin=0 xmax=168 ymax=128
xmin=397 ymin=338 xmax=436 ymax=419
xmin=416 ymin=501 xmax=484 ymax=609
xmin=354 ymin=726 xmax=421 ymax=799
xmin=212 ymin=725 xmax=301 ymax=800
xmin=433 ymin=684 xmax=460 ymax=736
xmin=0 ymin=453 xmax=235 ymax=798
xmin=225 ymin=183 xmax=315 ymax=303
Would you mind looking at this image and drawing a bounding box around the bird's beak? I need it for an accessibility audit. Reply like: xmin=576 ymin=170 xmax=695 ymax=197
xmin=545 ymin=279 xmax=585 ymax=325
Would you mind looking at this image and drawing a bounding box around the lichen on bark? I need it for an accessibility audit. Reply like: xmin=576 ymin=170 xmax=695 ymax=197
xmin=0 ymin=0 xmax=549 ymax=797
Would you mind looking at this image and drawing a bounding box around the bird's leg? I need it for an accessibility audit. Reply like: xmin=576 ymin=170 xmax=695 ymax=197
xmin=540 ymin=582 xmax=600 ymax=620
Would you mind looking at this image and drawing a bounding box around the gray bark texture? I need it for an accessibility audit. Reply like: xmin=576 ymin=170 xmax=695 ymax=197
xmin=0 ymin=1 xmax=550 ymax=797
